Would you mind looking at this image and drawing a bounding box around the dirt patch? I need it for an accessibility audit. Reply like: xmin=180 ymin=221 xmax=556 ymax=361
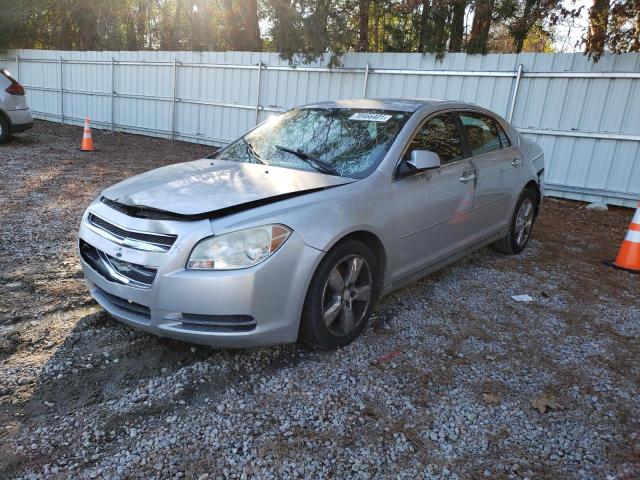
xmin=0 ymin=122 xmax=211 ymax=326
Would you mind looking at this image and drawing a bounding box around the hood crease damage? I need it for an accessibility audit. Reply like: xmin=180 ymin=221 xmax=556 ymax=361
xmin=101 ymin=184 xmax=346 ymax=221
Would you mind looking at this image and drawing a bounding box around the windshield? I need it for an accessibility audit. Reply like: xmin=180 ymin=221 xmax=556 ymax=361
xmin=211 ymin=108 xmax=410 ymax=178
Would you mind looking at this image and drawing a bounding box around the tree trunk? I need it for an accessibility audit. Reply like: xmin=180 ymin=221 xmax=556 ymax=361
xmin=634 ymin=6 xmax=640 ymax=52
xmin=373 ymin=0 xmax=380 ymax=51
xmin=125 ymin=13 xmax=138 ymax=50
xmin=358 ymin=0 xmax=371 ymax=51
xmin=467 ymin=0 xmax=495 ymax=54
xmin=239 ymin=0 xmax=262 ymax=51
xmin=310 ymin=0 xmax=331 ymax=52
xmin=511 ymin=0 xmax=538 ymax=53
xmin=449 ymin=0 xmax=466 ymax=52
xmin=430 ymin=0 xmax=449 ymax=53
xmin=586 ymin=0 xmax=610 ymax=61
xmin=418 ymin=0 xmax=430 ymax=52
xmin=172 ymin=1 xmax=181 ymax=50
xmin=135 ymin=0 xmax=148 ymax=49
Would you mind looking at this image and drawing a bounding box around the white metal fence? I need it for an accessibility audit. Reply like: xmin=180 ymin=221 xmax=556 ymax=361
xmin=2 ymin=50 xmax=639 ymax=207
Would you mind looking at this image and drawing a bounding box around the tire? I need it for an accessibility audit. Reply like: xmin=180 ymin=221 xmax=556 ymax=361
xmin=0 ymin=115 xmax=9 ymax=144
xmin=299 ymin=240 xmax=380 ymax=349
xmin=491 ymin=188 xmax=537 ymax=255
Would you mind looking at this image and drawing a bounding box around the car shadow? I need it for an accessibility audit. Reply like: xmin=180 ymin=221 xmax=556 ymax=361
xmin=0 ymin=305 xmax=304 ymax=475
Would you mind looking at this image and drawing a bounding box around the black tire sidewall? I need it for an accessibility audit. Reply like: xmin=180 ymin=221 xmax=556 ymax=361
xmin=0 ymin=116 xmax=9 ymax=144
xmin=508 ymin=190 xmax=536 ymax=254
xmin=300 ymin=240 xmax=380 ymax=349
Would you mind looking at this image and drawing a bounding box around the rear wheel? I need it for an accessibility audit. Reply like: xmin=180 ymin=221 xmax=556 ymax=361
xmin=300 ymin=240 xmax=379 ymax=349
xmin=491 ymin=189 xmax=537 ymax=255
xmin=0 ymin=115 xmax=9 ymax=144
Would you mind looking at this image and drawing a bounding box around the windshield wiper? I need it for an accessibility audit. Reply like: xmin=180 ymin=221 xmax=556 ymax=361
xmin=245 ymin=140 xmax=267 ymax=165
xmin=274 ymin=145 xmax=339 ymax=176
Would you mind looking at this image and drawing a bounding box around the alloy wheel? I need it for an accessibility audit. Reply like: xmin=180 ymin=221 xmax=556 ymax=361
xmin=515 ymin=198 xmax=534 ymax=247
xmin=321 ymin=255 xmax=372 ymax=337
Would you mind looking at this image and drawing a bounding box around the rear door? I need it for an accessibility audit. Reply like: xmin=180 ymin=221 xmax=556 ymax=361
xmin=457 ymin=111 xmax=522 ymax=239
xmin=390 ymin=112 xmax=478 ymax=282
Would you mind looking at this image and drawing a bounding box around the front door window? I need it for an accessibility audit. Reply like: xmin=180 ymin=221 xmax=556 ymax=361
xmin=405 ymin=113 xmax=463 ymax=164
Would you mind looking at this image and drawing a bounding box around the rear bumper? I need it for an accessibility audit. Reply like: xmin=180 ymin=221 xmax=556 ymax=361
xmin=78 ymin=206 xmax=324 ymax=347
xmin=6 ymin=108 xmax=33 ymax=132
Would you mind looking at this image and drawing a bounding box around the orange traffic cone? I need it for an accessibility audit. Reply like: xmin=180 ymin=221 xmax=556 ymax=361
xmin=80 ymin=116 xmax=95 ymax=151
xmin=613 ymin=202 xmax=640 ymax=273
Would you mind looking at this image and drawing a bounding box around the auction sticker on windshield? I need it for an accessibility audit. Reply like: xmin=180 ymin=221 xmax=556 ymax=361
xmin=349 ymin=113 xmax=393 ymax=122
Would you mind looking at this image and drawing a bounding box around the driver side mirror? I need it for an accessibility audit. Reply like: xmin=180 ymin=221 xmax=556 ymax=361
xmin=398 ymin=150 xmax=441 ymax=177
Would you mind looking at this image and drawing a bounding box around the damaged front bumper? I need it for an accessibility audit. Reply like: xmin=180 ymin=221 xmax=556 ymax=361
xmin=77 ymin=200 xmax=323 ymax=347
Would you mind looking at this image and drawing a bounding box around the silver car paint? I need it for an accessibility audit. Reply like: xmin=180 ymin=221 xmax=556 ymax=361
xmin=78 ymin=99 xmax=543 ymax=347
xmin=102 ymin=158 xmax=355 ymax=216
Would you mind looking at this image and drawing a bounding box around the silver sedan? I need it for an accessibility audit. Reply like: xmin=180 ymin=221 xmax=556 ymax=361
xmin=78 ymin=99 xmax=544 ymax=348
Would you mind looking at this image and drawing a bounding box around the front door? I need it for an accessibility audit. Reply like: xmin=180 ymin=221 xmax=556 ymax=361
xmin=390 ymin=113 xmax=478 ymax=284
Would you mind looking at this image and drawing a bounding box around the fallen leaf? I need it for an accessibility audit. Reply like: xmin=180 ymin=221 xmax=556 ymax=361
xmin=482 ymin=392 xmax=501 ymax=405
xmin=531 ymin=393 xmax=561 ymax=414
xmin=375 ymin=350 xmax=403 ymax=365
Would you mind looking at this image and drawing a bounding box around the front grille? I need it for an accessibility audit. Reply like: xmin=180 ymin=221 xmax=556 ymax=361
xmin=80 ymin=239 xmax=157 ymax=288
xmin=95 ymin=287 xmax=150 ymax=318
xmin=88 ymin=213 xmax=177 ymax=251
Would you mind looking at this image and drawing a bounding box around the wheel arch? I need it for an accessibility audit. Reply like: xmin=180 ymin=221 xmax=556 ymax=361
xmin=324 ymin=230 xmax=387 ymax=289
xmin=524 ymin=179 xmax=541 ymax=217
xmin=0 ymin=108 xmax=11 ymax=141
xmin=0 ymin=108 xmax=11 ymax=128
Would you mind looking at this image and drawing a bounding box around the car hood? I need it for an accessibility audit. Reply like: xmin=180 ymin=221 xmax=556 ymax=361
xmin=101 ymin=159 xmax=355 ymax=218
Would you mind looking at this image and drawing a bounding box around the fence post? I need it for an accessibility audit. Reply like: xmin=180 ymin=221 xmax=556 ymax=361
xmin=111 ymin=57 xmax=115 ymax=132
xmin=171 ymin=58 xmax=178 ymax=140
xmin=16 ymin=50 xmax=20 ymax=79
xmin=507 ymin=63 xmax=523 ymax=123
xmin=255 ymin=61 xmax=263 ymax=125
xmin=59 ymin=57 xmax=64 ymax=124
xmin=362 ymin=63 xmax=370 ymax=98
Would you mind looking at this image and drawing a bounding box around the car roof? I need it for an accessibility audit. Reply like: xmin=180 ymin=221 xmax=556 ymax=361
xmin=300 ymin=98 xmax=480 ymax=113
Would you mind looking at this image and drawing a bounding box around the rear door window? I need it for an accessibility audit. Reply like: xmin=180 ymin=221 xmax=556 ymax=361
xmin=405 ymin=113 xmax=463 ymax=164
xmin=459 ymin=112 xmax=502 ymax=156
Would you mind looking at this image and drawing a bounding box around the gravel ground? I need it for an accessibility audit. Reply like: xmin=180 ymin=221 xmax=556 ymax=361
xmin=1 ymin=121 xmax=639 ymax=479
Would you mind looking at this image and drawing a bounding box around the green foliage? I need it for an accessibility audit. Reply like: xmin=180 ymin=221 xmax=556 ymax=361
xmin=1 ymin=0 xmax=637 ymax=63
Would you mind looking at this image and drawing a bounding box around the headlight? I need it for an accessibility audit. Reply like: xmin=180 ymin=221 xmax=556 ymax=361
xmin=186 ymin=225 xmax=292 ymax=270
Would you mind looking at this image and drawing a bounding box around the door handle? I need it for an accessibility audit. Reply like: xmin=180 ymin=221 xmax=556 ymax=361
xmin=459 ymin=172 xmax=476 ymax=183
xmin=511 ymin=158 xmax=522 ymax=166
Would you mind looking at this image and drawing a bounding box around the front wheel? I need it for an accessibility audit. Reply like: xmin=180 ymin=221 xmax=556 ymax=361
xmin=491 ymin=189 xmax=537 ymax=255
xmin=299 ymin=240 xmax=379 ymax=349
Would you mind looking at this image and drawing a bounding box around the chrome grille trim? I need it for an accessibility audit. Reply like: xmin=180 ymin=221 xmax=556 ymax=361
xmin=79 ymin=239 xmax=157 ymax=289
xmin=86 ymin=213 xmax=177 ymax=252
xmin=97 ymin=250 xmax=155 ymax=289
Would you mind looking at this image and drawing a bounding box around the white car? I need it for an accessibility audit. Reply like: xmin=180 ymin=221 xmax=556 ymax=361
xmin=0 ymin=68 xmax=33 ymax=143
